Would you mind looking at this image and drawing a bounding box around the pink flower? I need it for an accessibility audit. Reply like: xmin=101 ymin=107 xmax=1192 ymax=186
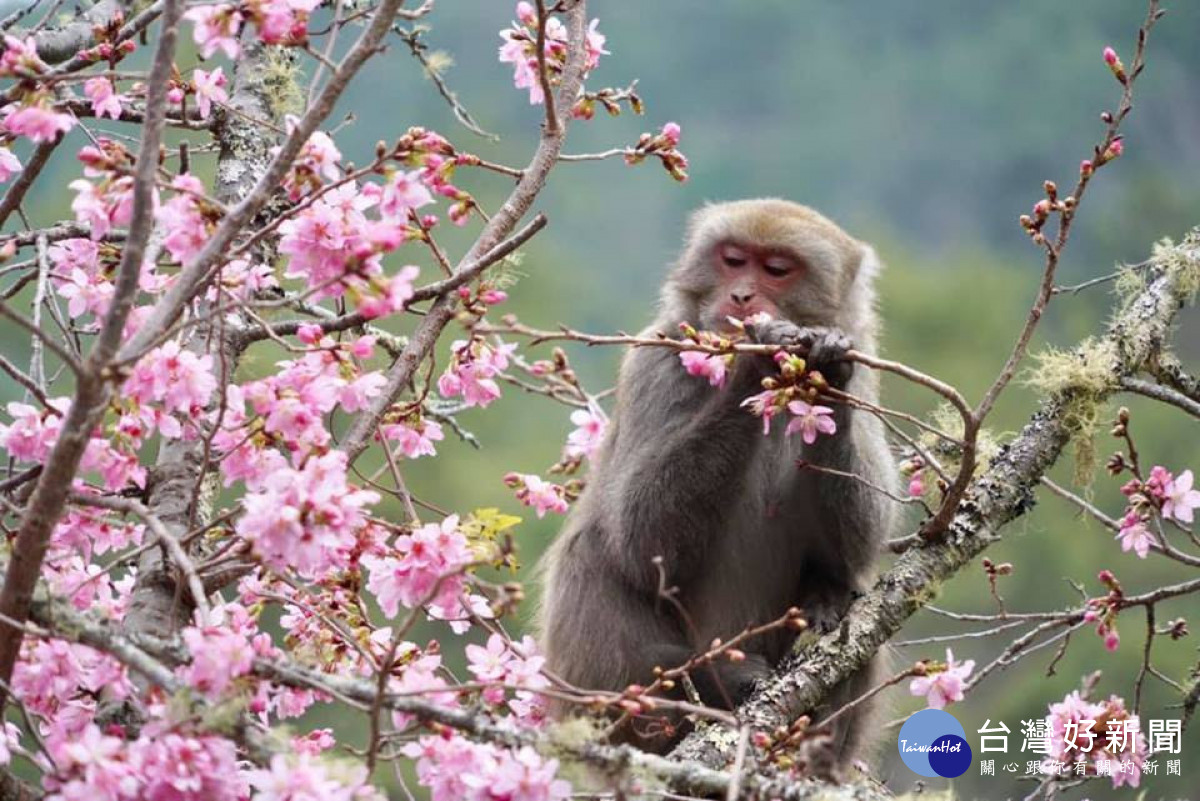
xmin=784 ymin=400 xmax=837 ymax=444
xmin=83 ymin=78 xmax=124 ymax=120
xmin=192 ymin=67 xmax=228 ymax=120
xmin=236 ymin=450 xmax=380 ymax=578
xmin=0 ymin=147 xmax=21 ymax=182
xmin=379 ymin=169 xmax=434 ymax=219
xmin=908 ymin=648 xmax=974 ymax=709
xmin=248 ymin=752 xmax=375 ymax=801
xmin=438 ymin=339 xmax=515 ymax=408
xmin=179 ymin=612 xmax=255 ymax=699
xmin=565 ymin=404 xmax=607 ymax=459
xmin=69 ymin=175 xmax=137 ymax=239
xmin=358 ymin=265 xmax=419 ymax=320
xmin=382 ymin=416 xmax=444 ymax=459
xmin=1162 ymin=469 xmax=1200 ymax=524
xmin=405 ymin=734 xmax=571 ymax=801
xmin=509 ymin=473 xmax=569 ymax=518
xmin=1115 ymin=511 xmax=1153 ymax=558
xmin=740 ymin=388 xmax=783 ymax=435
xmin=0 ymin=399 xmax=67 ymax=462
xmin=157 ymin=173 xmax=210 ymax=265
xmin=678 ymin=349 xmax=727 ymax=387
xmin=364 ymin=515 xmax=471 ymax=616
xmin=498 ymin=3 xmax=606 ymax=105
xmin=184 ymin=5 xmax=243 ymax=59
xmin=2 ymin=101 xmax=75 ymax=143
xmin=132 ymin=731 xmax=245 ymax=801
xmin=0 ymin=35 xmax=46 ymax=76
xmin=125 ymin=340 xmax=217 ymax=414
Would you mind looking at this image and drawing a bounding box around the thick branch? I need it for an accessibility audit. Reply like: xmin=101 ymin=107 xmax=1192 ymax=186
xmin=0 ymin=0 xmax=184 ymax=707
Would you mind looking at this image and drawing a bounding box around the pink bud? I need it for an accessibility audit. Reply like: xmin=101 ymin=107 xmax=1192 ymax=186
xmin=516 ymin=1 xmax=536 ymax=25
xmin=660 ymin=121 xmax=682 ymax=147
xmin=1103 ymin=47 xmax=1118 ymax=66
xmin=481 ymin=289 xmax=508 ymax=305
xmin=1098 ymin=569 xmax=1115 ymax=584
xmin=908 ymin=477 xmax=924 ymax=497
xmin=1079 ymin=159 xmax=1094 ymax=177
xmin=296 ymin=323 xmax=323 ymax=345
xmin=1107 ymin=138 xmax=1124 ymax=159
xmin=1083 ymin=609 xmax=1098 ymax=623
xmin=1104 ymin=631 xmax=1120 ymax=652
xmin=167 ymin=86 xmax=184 ymax=104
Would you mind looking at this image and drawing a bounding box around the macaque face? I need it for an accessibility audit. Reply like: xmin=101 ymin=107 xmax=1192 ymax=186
xmin=701 ymin=240 xmax=805 ymax=331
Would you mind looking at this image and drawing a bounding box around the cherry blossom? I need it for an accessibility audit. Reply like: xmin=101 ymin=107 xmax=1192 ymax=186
xmin=84 ymin=77 xmax=124 ymax=120
xmin=1115 ymin=510 xmax=1153 ymax=558
xmin=247 ymin=752 xmax=381 ymax=801
xmin=438 ymin=339 xmax=516 ymax=408
xmin=405 ymin=733 xmax=571 ymax=801
xmin=506 ymin=473 xmax=569 ymax=517
xmin=380 ymin=168 xmax=434 ymax=219
xmin=124 ymin=340 xmax=217 ymax=415
xmin=237 ymin=450 xmax=380 ymax=577
xmin=381 ymin=414 xmax=445 ymax=458
xmin=364 ymin=514 xmax=472 ymax=616
xmin=498 ymin=2 xmax=607 ymax=105
xmin=184 ymin=5 xmax=243 ymax=59
xmin=784 ymin=400 xmax=837 ymax=444
xmin=0 ymin=146 xmax=20 ymax=181
xmin=1044 ymin=690 xmax=1146 ymax=787
xmin=0 ymin=399 xmax=68 ymax=462
xmin=1162 ymin=468 xmax=1200 ymax=524
xmin=179 ymin=620 xmax=256 ymax=699
xmin=564 ymin=403 xmax=607 ymax=458
xmin=908 ymin=648 xmax=974 ymax=709
xmin=192 ymin=67 xmax=228 ymax=119
xmin=2 ymin=100 xmax=75 ymax=143
xmin=0 ymin=34 xmax=46 ymax=76
xmin=678 ymin=349 xmax=727 ymax=387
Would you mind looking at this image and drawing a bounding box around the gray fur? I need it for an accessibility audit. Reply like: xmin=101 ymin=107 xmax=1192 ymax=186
xmin=536 ymin=200 xmax=898 ymax=762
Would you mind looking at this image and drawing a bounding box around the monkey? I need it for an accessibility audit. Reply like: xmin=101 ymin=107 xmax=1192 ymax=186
xmin=536 ymin=199 xmax=898 ymax=766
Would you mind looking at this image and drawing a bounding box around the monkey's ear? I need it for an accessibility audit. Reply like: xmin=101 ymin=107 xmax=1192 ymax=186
xmin=846 ymin=243 xmax=883 ymax=295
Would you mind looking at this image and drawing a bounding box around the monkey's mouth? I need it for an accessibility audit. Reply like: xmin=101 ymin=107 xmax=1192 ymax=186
xmin=708 ymin=305 xmax=777 ymax=333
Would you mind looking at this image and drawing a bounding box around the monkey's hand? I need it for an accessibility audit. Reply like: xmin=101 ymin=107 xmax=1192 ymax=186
xmin=745 ymin=321 xmax=855 ymax=389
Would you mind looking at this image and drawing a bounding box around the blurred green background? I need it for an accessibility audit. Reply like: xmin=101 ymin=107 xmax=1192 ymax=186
xmin=4 ymin=0 xmax=1200 ymax=798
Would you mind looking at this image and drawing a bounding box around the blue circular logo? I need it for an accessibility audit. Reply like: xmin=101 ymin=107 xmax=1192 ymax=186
xmin=897 ymin=709 xmax=973 ymax=778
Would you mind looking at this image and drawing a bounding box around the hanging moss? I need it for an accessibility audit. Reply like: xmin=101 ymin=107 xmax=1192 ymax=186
xmin=1025 ymin=338 xmax=1119 ymax=487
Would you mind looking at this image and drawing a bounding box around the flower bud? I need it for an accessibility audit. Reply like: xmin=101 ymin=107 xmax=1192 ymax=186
xmin=1102 ymin=46 xmax=1127 ymax=84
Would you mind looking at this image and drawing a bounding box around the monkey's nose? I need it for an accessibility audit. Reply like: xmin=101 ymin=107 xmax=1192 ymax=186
xmin=731 ymin=290 xmax=756 ymax=305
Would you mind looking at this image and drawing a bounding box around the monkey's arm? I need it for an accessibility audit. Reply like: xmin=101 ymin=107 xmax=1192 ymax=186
xmin=600 ymin=344 xmax=764 ymax=591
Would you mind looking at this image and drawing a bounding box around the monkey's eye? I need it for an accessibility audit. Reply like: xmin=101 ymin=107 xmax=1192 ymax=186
xmin=763 ymin=259 xmax=793 ymax=278
xmin=719 ymin=245 xmax=748 ymax=269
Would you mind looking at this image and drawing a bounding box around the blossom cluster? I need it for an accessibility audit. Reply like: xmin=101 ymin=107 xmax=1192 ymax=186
xmin=1114 ymin=466 xmax=1199 ymax=559
xmin=1044 ymin=690 xmax=1147 ymax=788
xmin=498 ymin=2 xmax=608 ymax=104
